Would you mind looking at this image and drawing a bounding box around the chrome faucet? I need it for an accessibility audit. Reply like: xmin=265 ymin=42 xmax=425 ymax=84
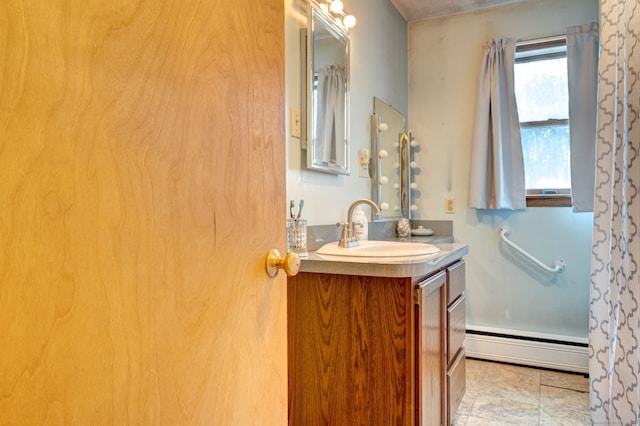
xmin=337 ymin=199 xmax=382 ymax=248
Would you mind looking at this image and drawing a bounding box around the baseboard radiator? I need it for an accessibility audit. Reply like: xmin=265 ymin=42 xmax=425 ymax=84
xmin=464 ymin=326 xmax=589 ymax=374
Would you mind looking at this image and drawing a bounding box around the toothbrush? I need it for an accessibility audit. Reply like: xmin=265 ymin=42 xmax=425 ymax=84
xmin=289 ymin=200 xmax=299 ymax=243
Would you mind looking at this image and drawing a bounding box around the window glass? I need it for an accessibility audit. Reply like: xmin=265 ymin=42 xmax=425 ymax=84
xmin=520 ymin=124 xmax=570 ymax=189
xmin=515 ymin=57 xmax=568 ymax=122
xmin=514 ymin=44 xmax=571 ymax=194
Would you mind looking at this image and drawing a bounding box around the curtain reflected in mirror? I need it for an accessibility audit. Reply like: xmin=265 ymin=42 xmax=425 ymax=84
xmin=314 ymin=65 xmax=346 ymax=167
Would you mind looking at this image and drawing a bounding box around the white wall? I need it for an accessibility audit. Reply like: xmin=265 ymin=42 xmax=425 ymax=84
xmin=285 ymin=0 xmax=408 ymax=225
xmin=408 ymin=0 xmax=598 ymax=339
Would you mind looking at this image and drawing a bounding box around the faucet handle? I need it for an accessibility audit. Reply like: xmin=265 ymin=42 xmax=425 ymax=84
xmin=336 ymin=222 xmax=351 ymax=248
xmin=336 ymin=221 xmax=349 ymax=235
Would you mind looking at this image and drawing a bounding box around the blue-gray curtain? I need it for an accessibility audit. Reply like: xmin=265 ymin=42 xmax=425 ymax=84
xmin=468 ymin=38 xmax=526 ymax=210
xmin=589 ymin=0 xmax=640 ymax=423
xmin=567 ymin=22 xmax=599 ymax=213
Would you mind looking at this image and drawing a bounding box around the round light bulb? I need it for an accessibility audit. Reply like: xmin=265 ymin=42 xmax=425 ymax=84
xmin=330 ymin=0 xmax=344 ymax=13
xmin=393 ymin=183 xmax=400 ymax=190
xmin=343 ymin=15 xmax=356 ymax=28
xmin=410 ymin=139 xmax=419 ymax=147
xmin=320 ymin=3 xmax=329 ymax=13
xmin=410 ymin=182 xmax=418 ymax=189
xmin=379 ymin=176 xmax=389 ymax=184
xmin=393 ymin=162 xmax=400 ymax=169
xmin=378 ymin=122 xmax=388 ymax=132
xmin=379 ymin=149 xmax=388 ymax=158
xmin=410 ymin=161 xmax=418 ymax=168
xmin=380 ymin=202 xmax=390 ymax=210
xmin=411 ymin=204 xmax=418 ymax=211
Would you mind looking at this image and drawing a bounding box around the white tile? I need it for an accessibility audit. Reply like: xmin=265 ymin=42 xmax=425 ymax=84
xmin=540 ymin=369 xmax=589 ymax=393
xmin=483 ymin=361 xmax=542 ymax=387
xmin=457 ymin=360 xmax=590 ymax=426
xmin=539 ymin=385 xmax=589 ymax=426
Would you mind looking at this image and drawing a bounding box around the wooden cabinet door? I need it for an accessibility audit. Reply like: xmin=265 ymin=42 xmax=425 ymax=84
xmin=415 ymin=271 xmax=447 ymax=426
xmin=0 ymin=1 xmax=285 ymax=424
xmin=288 ymin=273 xmax=415 ymax=425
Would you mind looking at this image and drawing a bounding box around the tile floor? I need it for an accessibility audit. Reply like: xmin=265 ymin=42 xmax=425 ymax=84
xmin=453 ymin=358 xmax=590 ymax=426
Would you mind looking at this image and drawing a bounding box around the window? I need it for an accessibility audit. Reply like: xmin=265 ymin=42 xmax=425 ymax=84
xmin=514 ymin=39 xmax=572 ymax=207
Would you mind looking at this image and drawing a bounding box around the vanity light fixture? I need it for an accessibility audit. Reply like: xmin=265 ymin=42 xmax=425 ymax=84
xmin=319 ymin=0 xmax=356 ymax=29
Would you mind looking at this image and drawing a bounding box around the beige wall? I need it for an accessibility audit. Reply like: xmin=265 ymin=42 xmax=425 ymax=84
xmin=408 ymin=0 xmax=598 ymax=338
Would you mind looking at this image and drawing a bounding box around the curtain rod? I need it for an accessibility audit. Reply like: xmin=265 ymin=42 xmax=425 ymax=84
xmin=517 ymin=34 xmax=566 ymax=46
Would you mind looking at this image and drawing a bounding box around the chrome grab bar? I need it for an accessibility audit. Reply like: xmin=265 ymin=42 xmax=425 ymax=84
xmin=499 ymin=226 xmax=565 ymax=273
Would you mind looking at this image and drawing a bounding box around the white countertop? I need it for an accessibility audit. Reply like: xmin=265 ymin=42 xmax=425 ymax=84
xmin=299 ymin=242 xmax=468 ymax=278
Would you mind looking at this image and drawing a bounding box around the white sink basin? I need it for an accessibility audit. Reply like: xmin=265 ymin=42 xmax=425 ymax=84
xmin=316 ymin=240 xmax=440 ymax=257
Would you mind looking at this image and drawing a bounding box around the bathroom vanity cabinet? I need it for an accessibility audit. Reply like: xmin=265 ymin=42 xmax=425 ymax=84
xmin=288 ymin=258 xmax=466 ymax=425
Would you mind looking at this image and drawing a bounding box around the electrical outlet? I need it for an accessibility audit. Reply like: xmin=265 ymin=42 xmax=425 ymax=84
xmin=291 ymin=108 xmax=301 ymax=138
xmin=445 ymin=197 xmax=455 ymax=213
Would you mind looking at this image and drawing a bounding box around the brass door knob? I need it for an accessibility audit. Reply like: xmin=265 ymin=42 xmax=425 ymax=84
xmin=266 ymin=249 xmax=300 ymax=277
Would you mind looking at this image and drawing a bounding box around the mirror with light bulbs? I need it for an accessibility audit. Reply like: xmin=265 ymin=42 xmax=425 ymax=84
xmin=370 ymin=97 xmax=419 ymax=220
xmin=300 ymin=0 xmax=355 ymax=175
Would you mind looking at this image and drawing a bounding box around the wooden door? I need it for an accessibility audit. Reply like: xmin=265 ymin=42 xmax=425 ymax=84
xmin=0 ymin=0 xmax=286 ymax=424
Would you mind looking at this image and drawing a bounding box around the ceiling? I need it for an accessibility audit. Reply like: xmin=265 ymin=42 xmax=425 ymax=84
xmin=390 ymin=0 xmax=523 ymax=21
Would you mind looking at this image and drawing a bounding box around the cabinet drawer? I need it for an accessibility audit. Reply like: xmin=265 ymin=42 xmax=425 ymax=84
xmin=447 ymin=294 xmax=465 ymax=364
xmin=447 ymin=260 xmax=465 ymax=305
xmin=447 ymin=348 xmax=466 ymax=424
xmin=417 ymin=270 xmax=446 ymax=294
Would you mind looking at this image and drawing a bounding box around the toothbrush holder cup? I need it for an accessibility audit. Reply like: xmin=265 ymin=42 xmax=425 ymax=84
xmin=286 ymin=219 xmax=308 ymax=257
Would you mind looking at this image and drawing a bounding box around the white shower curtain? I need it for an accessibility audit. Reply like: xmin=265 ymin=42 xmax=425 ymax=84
xmin=589 ymin=0 xmax=640 ymax=424
xmin=567 ymin=22 xmax=599 ymax=213
xmin=314 ymin=65 xmax=345 ymax=166
xmin=468 ymin=38 xmax=526 ymax=210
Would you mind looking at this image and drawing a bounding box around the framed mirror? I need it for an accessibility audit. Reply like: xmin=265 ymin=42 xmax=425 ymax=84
xmin=301 ymin=0 xmax=350 ymax=175
xmin=371 ymin=97 xmax=409 ymax=220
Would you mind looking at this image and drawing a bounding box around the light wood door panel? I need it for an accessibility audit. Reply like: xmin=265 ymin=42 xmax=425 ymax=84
xmin=0 ymin=0 xmax=285 ymax=424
